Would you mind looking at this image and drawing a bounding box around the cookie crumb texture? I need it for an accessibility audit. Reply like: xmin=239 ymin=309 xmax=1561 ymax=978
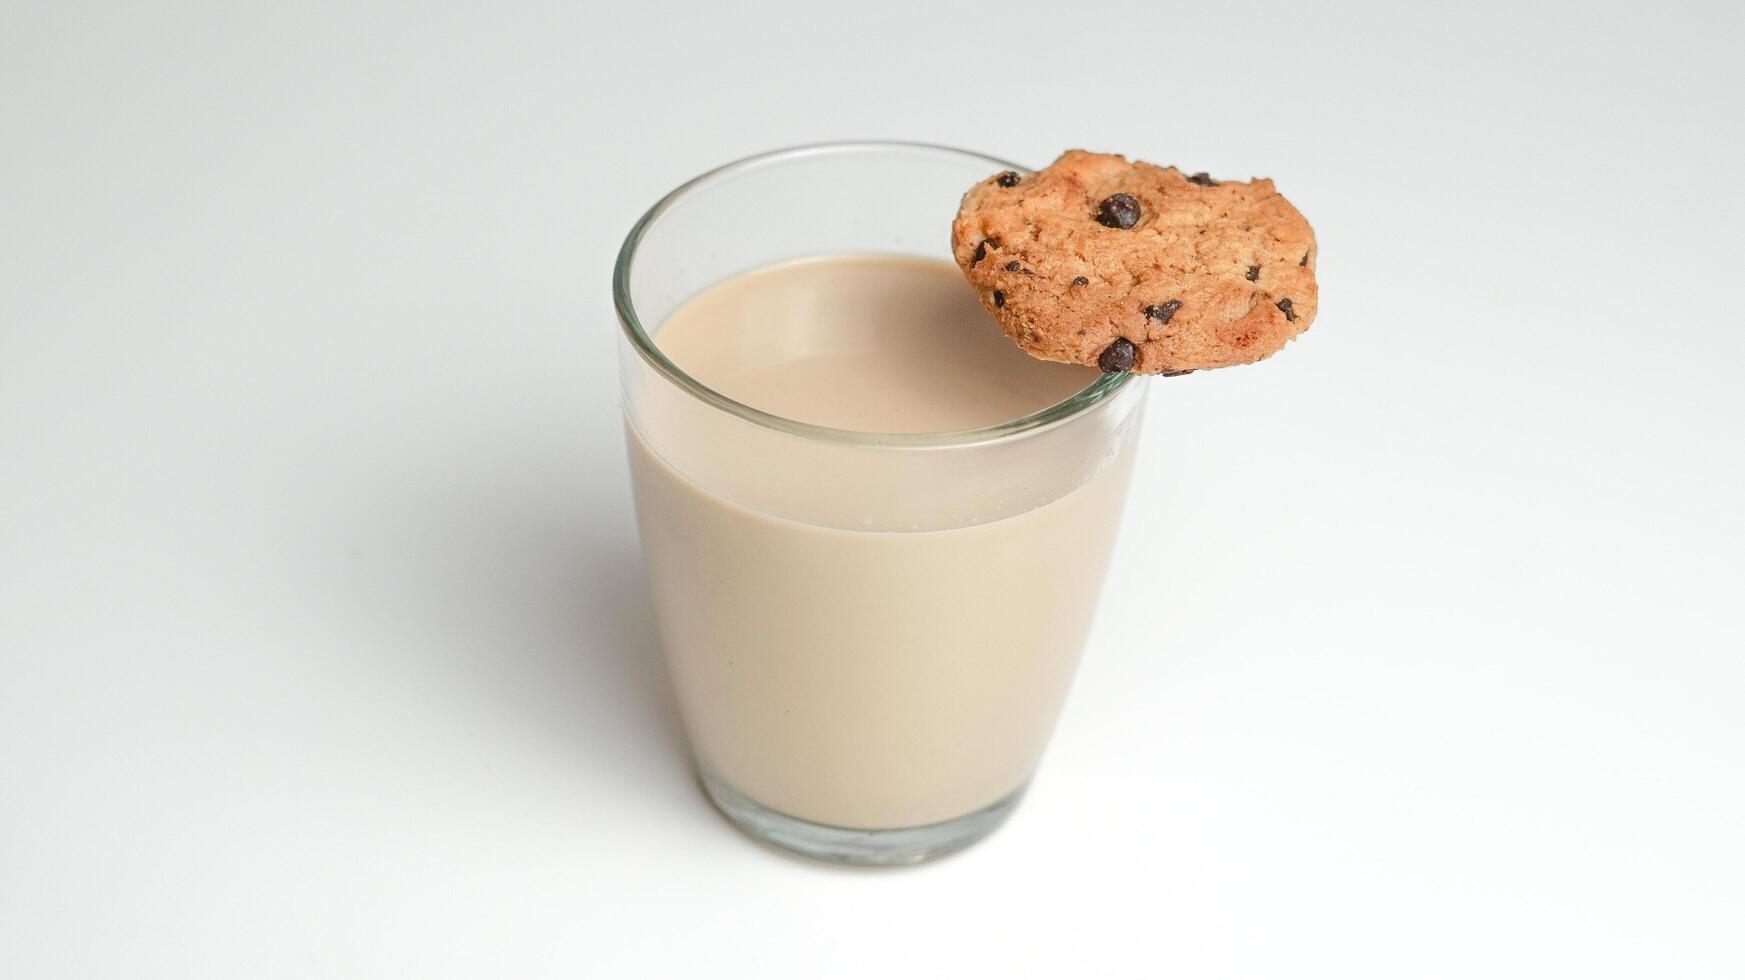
xmin=952 ymin=150 xmax=1318 ymax=374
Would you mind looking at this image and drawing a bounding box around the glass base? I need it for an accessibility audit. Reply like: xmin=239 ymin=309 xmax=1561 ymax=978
xmin=698 ymin=768 xmax=1027 ymax=866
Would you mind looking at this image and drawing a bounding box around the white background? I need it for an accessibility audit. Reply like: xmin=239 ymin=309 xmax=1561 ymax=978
xmin=3 ymin=1 xmax=1742 ymax=977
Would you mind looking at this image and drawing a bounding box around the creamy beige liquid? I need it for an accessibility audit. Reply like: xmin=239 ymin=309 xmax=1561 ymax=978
xmin=628 ymin=256 xmax=1134 ymax=829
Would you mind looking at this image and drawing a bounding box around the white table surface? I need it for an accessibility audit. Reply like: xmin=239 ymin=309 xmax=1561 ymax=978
xmin=3 ymin=2 xmax=1741 ymax=977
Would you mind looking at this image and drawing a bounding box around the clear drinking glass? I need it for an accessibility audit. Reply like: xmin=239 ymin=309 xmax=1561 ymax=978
xmin=614 ymin=142 xmax=1146 ymax=864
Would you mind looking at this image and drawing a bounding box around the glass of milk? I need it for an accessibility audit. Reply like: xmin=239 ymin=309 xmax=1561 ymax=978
xmin=615 ymin=143 xmax=1145 ymax=865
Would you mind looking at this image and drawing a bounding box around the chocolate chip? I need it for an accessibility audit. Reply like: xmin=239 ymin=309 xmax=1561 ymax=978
xmin=1187 ymin=172 xmax=1217 ymax=186
xmin=996 ymin=171 xmax=1020 ymax=187
xmin=1160 ymin=368 xmax=1196 ymax=377
xmin=1005 ymin=261 xmax=1022 ymax=272
xmin=1095 ymin=193 xmax=1141 ymax=229
xmin=973 ymin=241 xmax=987 ymax=264
xmin=1300 ymin=251 xmax=1310 ymax=267
xmin=1144 ymin=299 xmax=1183 ymax=324
xmin=1071 ymin=276 xmax=1090 ymax=286
xmin=1277 ymin=298 xmax=1297 ymax=321
xmin=1097 ymin=338 xmax=1137 ymax=373
xmin=992 ymin=290 xmax=1004 ymax=308
xmin=1245 ymin=264 xmax=1261 ymax=282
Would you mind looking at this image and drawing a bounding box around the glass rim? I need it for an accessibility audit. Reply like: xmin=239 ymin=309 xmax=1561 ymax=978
xmin=612 ymin=140 xmax=1136 ymax=449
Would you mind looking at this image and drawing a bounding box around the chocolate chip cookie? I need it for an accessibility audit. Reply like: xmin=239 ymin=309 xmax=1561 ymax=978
xmin=952 ymin=150 xmax=1317 ymax=374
